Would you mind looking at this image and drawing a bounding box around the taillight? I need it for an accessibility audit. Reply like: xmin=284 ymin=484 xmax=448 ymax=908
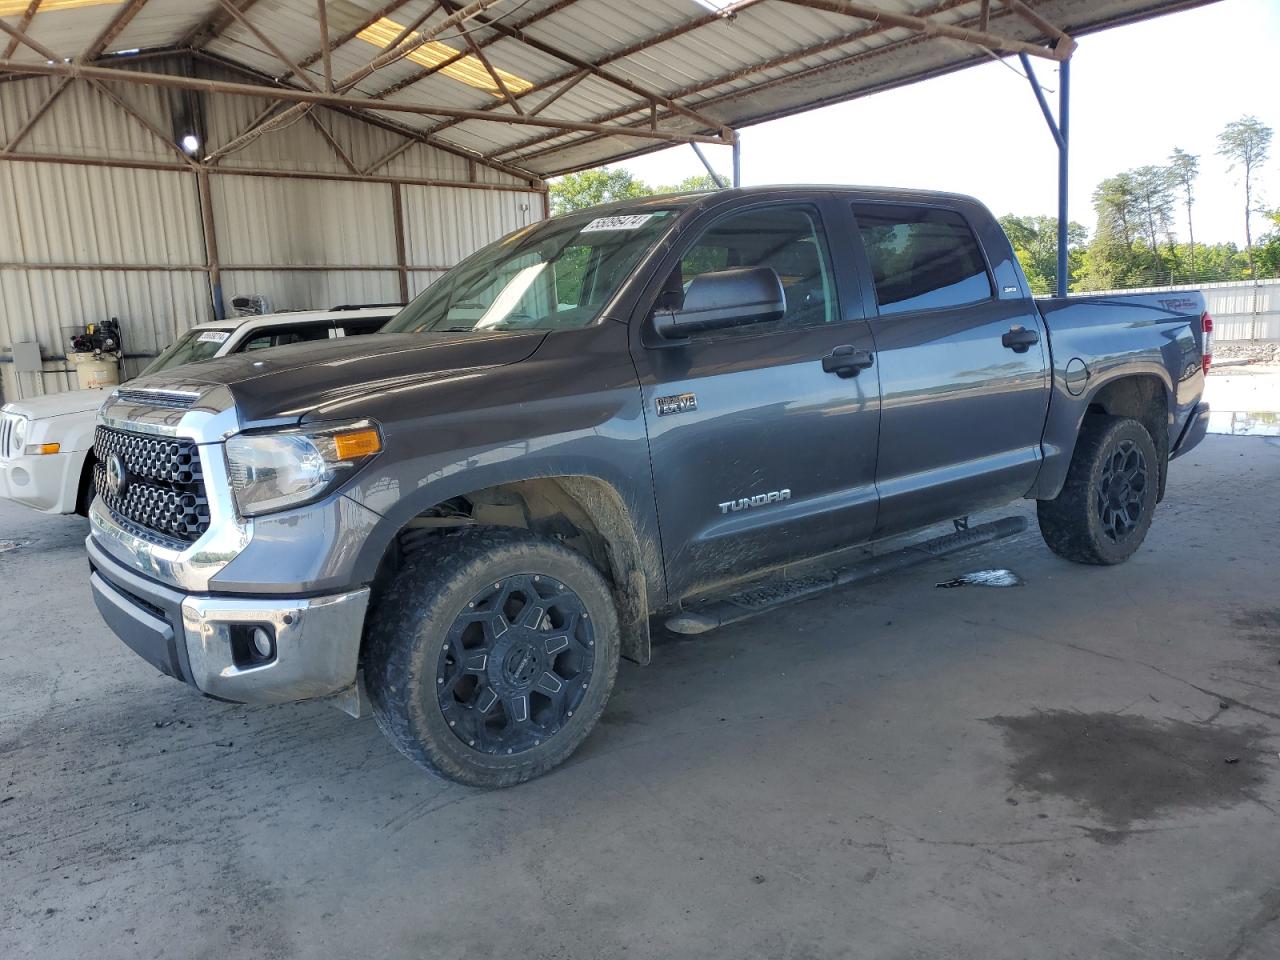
xmin=1201 ymin=310 xmax=1213 ymax=375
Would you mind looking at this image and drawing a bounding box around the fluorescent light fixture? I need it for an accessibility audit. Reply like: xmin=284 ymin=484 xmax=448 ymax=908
xmin=0 ymin=0 xmax=121 ymax=13
xmin=357 ymin=18 xmax=533 ymax=98
xmin=180 ymin=134 xmax=201 ymax=154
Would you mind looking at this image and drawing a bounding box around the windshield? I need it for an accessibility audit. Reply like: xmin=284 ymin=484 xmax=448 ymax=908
xmin=382 ymin=209 xmax=678 ymax=334
xmin=139 ymin=328 xmax=233 ymax=377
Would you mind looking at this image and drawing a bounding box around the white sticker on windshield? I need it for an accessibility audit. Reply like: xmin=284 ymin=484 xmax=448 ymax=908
xmin=196 ymin=330 xmax=231 ymax=343
xmin=581 ymin=214 xmax=654 ymax=232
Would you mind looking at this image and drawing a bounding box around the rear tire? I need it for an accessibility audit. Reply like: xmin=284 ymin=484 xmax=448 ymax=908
xmin=364 ymin=527 xmax=620 ymax=787
xmin=1037 ymin=415 xmax=1159 ymax=565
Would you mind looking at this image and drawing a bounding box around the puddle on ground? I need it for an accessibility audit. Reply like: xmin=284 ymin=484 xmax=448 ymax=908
xmin=1208 ymin=410 xmax=1280 ymax=436
xmin=988 ymin=710 xmax=1272 ymax=839
xmin=0 ymin=539 xmax=31 ymax=555
xmin=936 ymin=569 xmax=1023 ymax=588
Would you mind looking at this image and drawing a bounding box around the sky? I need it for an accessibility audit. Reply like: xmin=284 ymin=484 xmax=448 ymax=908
xmin=615 ymin=0 xmax=1280 ymax=247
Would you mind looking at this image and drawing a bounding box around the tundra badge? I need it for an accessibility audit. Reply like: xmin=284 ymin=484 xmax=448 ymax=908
xmin=656 ymin=392 xmax=697 ymax=416
xmin=719 ymin=489 xmax=792 ymax=514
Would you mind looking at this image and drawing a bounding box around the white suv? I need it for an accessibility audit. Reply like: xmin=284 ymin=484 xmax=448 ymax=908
xmin=0 ymin=306 xmax=399 ymax=516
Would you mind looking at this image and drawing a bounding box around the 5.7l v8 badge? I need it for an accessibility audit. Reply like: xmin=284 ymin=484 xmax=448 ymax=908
xmin=655 ymin=392 xmax=697 ymax=416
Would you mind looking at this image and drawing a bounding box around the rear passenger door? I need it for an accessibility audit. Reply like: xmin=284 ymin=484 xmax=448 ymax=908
xmin=849 ymin=201 xmax=1050 ymax=537
xmin=334 ymin=316 xmax=394 ymax=337
xmin=632 ymin=196 xmax=881 ymax=601
xmin=235 ymin=321 xmax=335 ymax=352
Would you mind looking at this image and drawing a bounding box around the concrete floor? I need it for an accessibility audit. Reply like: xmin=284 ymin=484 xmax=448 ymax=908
xmin=2 ymin=434 xmax=1280 ymax=960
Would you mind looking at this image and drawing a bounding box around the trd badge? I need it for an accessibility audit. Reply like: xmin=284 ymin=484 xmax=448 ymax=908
xmin=655 ymin=392 xmax=697 ymax=416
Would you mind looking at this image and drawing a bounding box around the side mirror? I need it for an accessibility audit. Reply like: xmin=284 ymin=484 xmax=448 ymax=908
xmin=652 ymin=266 xmax=786 ymax=340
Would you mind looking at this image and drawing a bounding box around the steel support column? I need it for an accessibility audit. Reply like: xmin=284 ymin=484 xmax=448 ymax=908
xmin=690 ymin=142 xmax=727 ymax=188
xmin=1056 ymin=57 xmax=1070 ymax=298
xmin=1019 ymin=51 xmax=1071 ymax=297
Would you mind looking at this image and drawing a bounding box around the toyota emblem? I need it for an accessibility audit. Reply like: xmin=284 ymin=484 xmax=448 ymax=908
xmin=106 ymin=454 xmax=129 ymax=497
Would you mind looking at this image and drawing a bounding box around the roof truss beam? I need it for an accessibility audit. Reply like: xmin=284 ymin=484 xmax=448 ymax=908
xmin=416 ymin=0 xmax=770 ymax=140
xmin=779 ymin=0 xmax=1071 ymax=61
xmin=292 ymin=0 xmax=418 ymax=79
xmin=81 ymin=0 xmax=151 ymax=61
xmin=1 ymin=74 xmax=70 ymax=153
xmin=200 ymin=0 xmax=509 ymax=163
xmin=2 ymin=0 xmax=40 ymax=60
xmin=191 ymin=47 xmax=542 ymax=183
xmin=497 ymin=0 xmax=973 ymax=162
xmin=0 ymin=57 xmax=733 ymax=144
xmin=999 ymin=0 xmax=1076 ymax=53
xmin=0 ymin=13 xmax=58 ymax=61
xmin=214 ymin=0 xmax=321 ymax=91
xmin=431 ymin=0 xmax=732 ymax=136
xmin=366 ymin=0 xmax=579 ymax=102
xmin=181 ymin=0 xmax=265 ymax=50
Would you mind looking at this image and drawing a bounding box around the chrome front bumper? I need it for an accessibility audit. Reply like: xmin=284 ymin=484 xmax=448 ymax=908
xmin=88 ymin=536 xmax=369 ymax=704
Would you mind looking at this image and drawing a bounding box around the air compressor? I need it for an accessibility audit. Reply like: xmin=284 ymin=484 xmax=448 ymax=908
xmin=67 ymin=318 xmax=124 ymax=390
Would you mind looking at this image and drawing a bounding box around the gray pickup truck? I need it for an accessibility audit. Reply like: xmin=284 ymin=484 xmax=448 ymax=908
xmin=87 ymin=186 xmax=1211 ymax=786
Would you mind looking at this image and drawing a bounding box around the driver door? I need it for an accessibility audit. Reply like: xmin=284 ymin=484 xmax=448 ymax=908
xmin=630 ymin=197 xmax=882 ymax=602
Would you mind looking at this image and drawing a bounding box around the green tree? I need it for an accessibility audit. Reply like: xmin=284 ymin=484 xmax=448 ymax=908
xmin=1254 ymin=210 xmax=1280 ymax=278
xmin=998 ymin=214 xmax=1087 ymax=293
xmin=1131 ymin=164 xmax=1176 ymax=254
xmin=549 ymin=168 xmax=655 ymax=214
xmin=1092 ymin=172 xmax=1140 ymax=248
xmin=659 ymin=173 xmax=723 ymax=192
xmin=1217 ymin=115 xmax=1273 ymax=277
xmin=1168 ymin=147 xmax=1200 ymax=274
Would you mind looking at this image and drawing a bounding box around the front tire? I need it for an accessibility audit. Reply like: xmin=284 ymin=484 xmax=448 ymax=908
xmin=364 ymin=527 xmax=620 ymax=787
xmin=1037 ymin=415 xmax=1159 ymax=565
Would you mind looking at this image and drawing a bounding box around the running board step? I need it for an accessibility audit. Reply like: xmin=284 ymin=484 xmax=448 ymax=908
xmin=664 ymin=516 xmax=1028 ymax=635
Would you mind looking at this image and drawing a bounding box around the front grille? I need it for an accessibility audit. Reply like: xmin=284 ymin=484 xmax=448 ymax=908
xmin=0 ymin=413 xmax=17 ymax=460
xmin=93 ymin=427 xmax=210 ymax=542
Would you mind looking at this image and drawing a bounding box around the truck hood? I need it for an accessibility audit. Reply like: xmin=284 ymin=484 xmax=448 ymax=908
xmin=3 ymin=387 xmax=110 ymax=421
xmin=119 ymin=330 xmax=546 ymax=426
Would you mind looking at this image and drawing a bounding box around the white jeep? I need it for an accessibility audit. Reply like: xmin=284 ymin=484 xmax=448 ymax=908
xmin=0 ymin=306 xmax=398 ymax=516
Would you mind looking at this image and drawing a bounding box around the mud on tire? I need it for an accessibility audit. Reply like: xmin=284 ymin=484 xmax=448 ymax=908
xmin=364 ymin=527 xmax=620 ymax=787
xmin=1037 ymin=415 xmax=1160 ymax=565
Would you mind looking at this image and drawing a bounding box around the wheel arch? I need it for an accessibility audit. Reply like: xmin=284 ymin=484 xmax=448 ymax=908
xmin=1037 ymin=368 xmax=1172 ymax=502
xmin=363 ymin=474 xmax=655 ymax=666
xmin=74 ymin=448 xmax=97 ymax=517
xmin=1080 ymin=373 xmax=1171 ymax=500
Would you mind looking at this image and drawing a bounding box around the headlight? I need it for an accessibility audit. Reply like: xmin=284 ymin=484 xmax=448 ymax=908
xmin=224 ymin=420 xmax=382 ymax=516
xmin=9 ymin=417 xmax=27 ymax=458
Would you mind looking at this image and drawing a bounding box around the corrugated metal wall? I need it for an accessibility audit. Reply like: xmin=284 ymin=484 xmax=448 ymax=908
xmin=0 ymin=59 xmax=545 ymax=402
xmin=1074 ymin=279 xmax=1280 ymax=342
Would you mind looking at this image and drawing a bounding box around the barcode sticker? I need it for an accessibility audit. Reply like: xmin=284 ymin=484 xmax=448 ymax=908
xmin=581 ymin=214 xmax=654 ymax=232
xmin=196 ymin=330 xmax=231 ymax=343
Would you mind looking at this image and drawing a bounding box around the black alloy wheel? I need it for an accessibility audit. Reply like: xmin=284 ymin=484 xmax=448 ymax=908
xmin=1095 ymin=437 xmax=1149 ymax=542
xmin=436 ymin=574 xmax=596 ymax=756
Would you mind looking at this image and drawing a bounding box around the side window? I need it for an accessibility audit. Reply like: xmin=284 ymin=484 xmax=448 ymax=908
xmin=676 ymin=204 xmax=838 ymax=336
xmin=853 ymin=204 xmax=993 ymax=316
xmin=240 ymin=324 xmax=332 ymax=352
xmin=337 ymin=316 xmax=393 ymax=337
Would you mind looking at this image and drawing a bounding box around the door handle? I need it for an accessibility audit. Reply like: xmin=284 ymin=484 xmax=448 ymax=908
xmin=822 ymin=344 xmax=875 ymax=378
xmin=1001 ymin=326 xmax=1040 ymax=353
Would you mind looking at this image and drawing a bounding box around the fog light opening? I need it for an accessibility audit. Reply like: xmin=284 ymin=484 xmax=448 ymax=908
xmin=252 ymin=626 xmax=274 ymax=659
xmin=230 ymin=623 xmax=277 ymax=667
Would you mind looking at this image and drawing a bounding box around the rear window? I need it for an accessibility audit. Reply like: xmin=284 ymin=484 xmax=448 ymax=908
xmin=853 ymin=204 xmax=993 ymax=316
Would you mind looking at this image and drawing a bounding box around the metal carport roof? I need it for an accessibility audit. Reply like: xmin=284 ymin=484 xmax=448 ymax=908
xmin=0 ymin=0 xmax=1217 ymax=182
